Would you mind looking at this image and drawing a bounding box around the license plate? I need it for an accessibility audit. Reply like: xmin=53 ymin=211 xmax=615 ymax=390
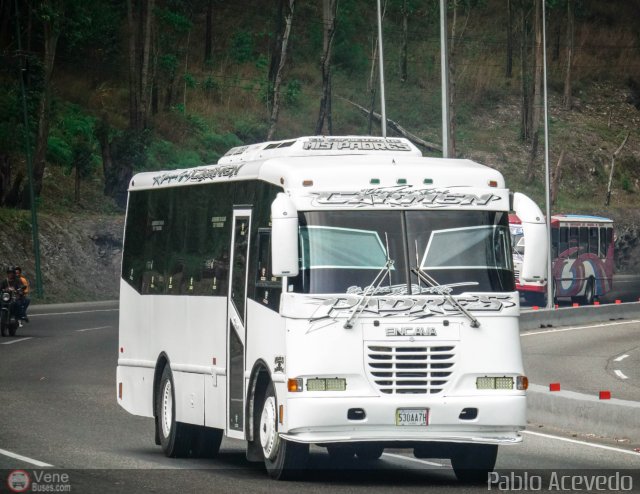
xmin=396 ymin=408 xmax=429 ymax=426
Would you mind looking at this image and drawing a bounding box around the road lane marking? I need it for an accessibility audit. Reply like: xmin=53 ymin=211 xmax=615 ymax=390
xmin=382 ymin=452 xmax=444 ymax=467
xmin=1 ymin=337 xmax=33 ymax=345
xmin=614 ymin=369 xmax=629 ymax=380
xmin=522 ymin=430 xmax=640 ymax=456
xmin=75 ymin=326 xmax=112 ymax=332
xmin=614 ymin=354 xmax=630 ymax=362
xmin=30 ymin=309 xmax=118 ymax=317
xmin=0 ymin=447 xmax=53 ymax=467
xmin=522 ymin=319 xmax=640 ymax=337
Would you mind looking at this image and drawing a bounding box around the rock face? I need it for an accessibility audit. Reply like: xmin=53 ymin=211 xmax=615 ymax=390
xmin=615 ymin=225 xmax=640 ymax=274
xmin=0 ymin=214 xmax=124 ymax=303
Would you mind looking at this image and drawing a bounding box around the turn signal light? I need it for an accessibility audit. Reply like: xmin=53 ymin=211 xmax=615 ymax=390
xmin=517 ymin=375 xmax=529 ymax=390
xmin=287 ymin=378 xmax=303 ymax=392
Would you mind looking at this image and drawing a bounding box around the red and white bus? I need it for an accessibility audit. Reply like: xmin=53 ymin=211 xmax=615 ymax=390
xmin=510 ymin=214 xmax=614 ymax=306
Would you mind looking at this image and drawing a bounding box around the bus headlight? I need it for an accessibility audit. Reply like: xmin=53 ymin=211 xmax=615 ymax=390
xmin=306 ymin=378 xmax=347 ymax=392
xmin=476 ymin=376 xmax=515 ymax=390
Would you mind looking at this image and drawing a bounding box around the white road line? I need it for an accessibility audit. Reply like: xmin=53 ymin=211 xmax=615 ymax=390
xmin=0 ymin=447 xmax=53 ymax=467
xmin=30 ymin=308 xmax=118 ymax=317
xmin=1 ymin=337 xmax=33 ymax=345
xmin=383 ymin=452 xmax=444 ymax=467
xmin=522 ymin=319 xmax=640 ymax=337
xmin=614 ymin=354 xmax=630 ymax=362
xmin=614 ymin=369 xmax=629 ymax=380
xmin=522 ymin=430 xmax=640 ymax=456
xmin=75 ymin=326 xmax=112 ymax=333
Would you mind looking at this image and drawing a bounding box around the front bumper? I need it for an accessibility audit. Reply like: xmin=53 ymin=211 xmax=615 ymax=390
xmin=281 ymin=394 xmax=526 ymax=445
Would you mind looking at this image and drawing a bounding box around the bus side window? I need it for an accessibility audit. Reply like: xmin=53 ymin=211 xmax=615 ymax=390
xmin=551 ymin=227 xmax=559 ymax=259
xmin=558 ymin=226 xmax=568 ymax=258
xmin=578 ymin=227 xmax=588 ymax=256
xmin=588 ymin=227 xmax=599 ymax=256
xmin=254 ymin=229 xmax=281 ymax=311
xmin=568 ymin=227 xmax=579 ymax=259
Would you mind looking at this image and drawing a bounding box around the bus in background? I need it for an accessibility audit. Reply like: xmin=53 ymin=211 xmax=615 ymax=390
xmin=510 ymin=214 xmax=614 ymax=306
xmin=117 ymin=136 xmax=548 ymax=482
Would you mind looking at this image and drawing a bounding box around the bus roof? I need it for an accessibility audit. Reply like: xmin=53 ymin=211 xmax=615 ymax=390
xmin=128 ymin=136 xmax=510 ymax=211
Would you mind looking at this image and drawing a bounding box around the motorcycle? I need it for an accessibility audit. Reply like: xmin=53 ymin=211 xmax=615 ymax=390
xmin=0 ymin=288 xmax=22 ymax=337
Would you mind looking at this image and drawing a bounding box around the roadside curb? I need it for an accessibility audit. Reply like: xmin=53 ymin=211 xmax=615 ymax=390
xmin=526 ymin=384 xmax=640 ymax=441
xmin=29 ymin=300 xmax=118 ymax=314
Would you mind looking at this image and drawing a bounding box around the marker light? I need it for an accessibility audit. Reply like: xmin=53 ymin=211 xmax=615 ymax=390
xmin=287 ymin=378 xmax=303 ymax=392
xmin=370 ymin=178 xmax=380 ymax=185
xmin=118 ymin=382 xmax=123 ymax=399
xmin=279 ymin=405 xmax=284 ymax=424
xmin=397 ymin=178 xmax=407 ymax=185
xmin=423 ymin=178 xmax=433 ymax=184
xmin=488 ymin=180 xmax=498 ymax=187
xmin=302 ymin=180 xmax=313 ymax=187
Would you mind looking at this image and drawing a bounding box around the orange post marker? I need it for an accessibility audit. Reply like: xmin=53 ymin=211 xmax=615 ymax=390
xmin=615 ymin=299 xmax=622 ymax=304
xmin=599 ymin=391 xmax=611 ymax=400
xmin=549 ymin=383 xmax=561 ymax=392
xmin=594 ymin=301 xmax=600 ymax=306
xmin=533 ymin=305 xmax=539 ymax=310
xmin=572 ymin=302 xmax=579 ymax=308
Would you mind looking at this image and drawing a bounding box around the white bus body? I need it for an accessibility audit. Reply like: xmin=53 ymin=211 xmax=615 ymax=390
xmin=117 ymin=136 xmax=546 ymax=480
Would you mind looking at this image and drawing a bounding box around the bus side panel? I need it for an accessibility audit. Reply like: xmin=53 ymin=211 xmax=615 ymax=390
xmin=245 ymin=299 xmax=286 ymax=393
xmin=173 ymin=371 xmax=205 ymax=426
xmin=116 ymin=365 xmax=155 ymax=417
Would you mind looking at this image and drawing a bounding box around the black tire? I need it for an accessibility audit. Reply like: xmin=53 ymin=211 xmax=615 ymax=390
xmin=582 ymin=277 xmax=595 ymax=305
xmin=326 ymin=445 xmax=355 ymax=460
xmin=156 ymin=365 xmax=195 ymax=458
xmin=1 ymin=311 xmax=8 ymax=337
xmin=259 ymin=382 xmax=309 ymax=480
xmin=193 ymin=425 xmax=223 ymax=458
xmin=451 ymin=444 xmax=498 ymax=483
xmin=523 ymin=292 xmax=545 ymax=307
xmin=354 ymin=443 xmax=384 ymax=461
xmin=8 ymin=321 xmax=18 ymax=337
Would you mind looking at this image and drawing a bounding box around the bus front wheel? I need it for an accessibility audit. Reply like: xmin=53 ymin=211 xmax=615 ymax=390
xmin=259 ymin=382 xmax=309 ymax=479
xmin=156 ymin=365 xmax=194 ymax=458
xmin=451 ymin=444 xmax=498 ymax=483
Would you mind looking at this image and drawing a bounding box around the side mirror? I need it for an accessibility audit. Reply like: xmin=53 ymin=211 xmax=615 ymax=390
xmin=512 ymin=192 xmax=547 ymax=282
xmin=271 ymin=193 xmax=299 ymax=277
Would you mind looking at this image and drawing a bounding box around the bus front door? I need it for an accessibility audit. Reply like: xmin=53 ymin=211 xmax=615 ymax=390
xmin=227 ymin=209 xmax=252 ymax=439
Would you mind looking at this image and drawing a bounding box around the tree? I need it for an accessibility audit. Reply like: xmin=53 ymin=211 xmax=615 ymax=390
xmin=204 ymin=0 xmax=214 ymax=64
xmin=505 ymin=0 xmax=513 ymax=78
xmin=267 ymin=0 xmax=295 ymax=140
xmin=518 ymin=0 xmax=533 ymax=142
xmin=315 ymin=0 xmax=338 ymax=135
xmin=526 ymin=0 xmax=543 ymax=181
xmin=562 ymin=0 xmax=574 ymax=110
xmin=31 ymin=0 xmax=64 ymax=201
xmin=400 ymin=0 xmax=408 ymax=82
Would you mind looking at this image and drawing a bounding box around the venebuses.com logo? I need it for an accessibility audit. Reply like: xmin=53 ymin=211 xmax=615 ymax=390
xmin=6 ymin=470 xmax=30 ymax=493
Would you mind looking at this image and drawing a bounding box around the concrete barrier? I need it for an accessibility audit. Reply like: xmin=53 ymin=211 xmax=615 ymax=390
xmin=527 ymin=384 xmax=640 ymax=441
xmin=520 ymin=301 xmax=640 ymax=331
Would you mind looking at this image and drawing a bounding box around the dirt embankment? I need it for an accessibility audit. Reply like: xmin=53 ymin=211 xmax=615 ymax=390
xmin=0 ymin=213 xmax=123 ymax=303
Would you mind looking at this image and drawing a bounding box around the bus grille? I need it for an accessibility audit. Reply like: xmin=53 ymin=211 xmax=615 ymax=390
xmin=365 ymin=344 xmax=456 ymax=395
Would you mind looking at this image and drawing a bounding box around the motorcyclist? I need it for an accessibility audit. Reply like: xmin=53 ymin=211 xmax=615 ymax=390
xmin=15 ymin=266 xmax=30 ymax=322
xmin=1 ymin=267 xmax=26 ymax=327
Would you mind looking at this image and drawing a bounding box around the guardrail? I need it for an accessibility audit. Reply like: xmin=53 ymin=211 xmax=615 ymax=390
xmin=520 ymin=301 xmax=640 ymax=331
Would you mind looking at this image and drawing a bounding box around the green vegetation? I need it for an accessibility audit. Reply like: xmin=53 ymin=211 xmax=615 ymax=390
xmin=0 ymin=0 xmax=638 ymax=217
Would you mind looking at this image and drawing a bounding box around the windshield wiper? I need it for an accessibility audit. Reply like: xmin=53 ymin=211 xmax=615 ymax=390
xmin=343 ymin=258 xmax=394 ymax=329
xmin=411 ymin=268 xmax=481 ymax=328
xmin=415 ymin=281 xmax=480 ymax=294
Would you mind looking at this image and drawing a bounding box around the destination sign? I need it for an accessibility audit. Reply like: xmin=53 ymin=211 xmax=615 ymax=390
xmin=302 ymin=137 xmax=413 ymax=152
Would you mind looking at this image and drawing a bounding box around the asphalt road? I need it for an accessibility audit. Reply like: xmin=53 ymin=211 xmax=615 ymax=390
xmin=0 ymin=303 xmax=639 ymax=494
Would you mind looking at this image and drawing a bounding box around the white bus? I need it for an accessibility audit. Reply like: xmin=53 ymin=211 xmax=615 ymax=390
xmin=117 ymin=136 xmax=547 ymax=481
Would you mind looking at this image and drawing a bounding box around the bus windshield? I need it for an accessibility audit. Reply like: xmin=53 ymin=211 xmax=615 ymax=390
xmin=290 ymin=210 xmax=514 ymax=295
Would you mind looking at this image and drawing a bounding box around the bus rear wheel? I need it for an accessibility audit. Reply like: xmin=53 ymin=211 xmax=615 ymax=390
xmin=259 ymin=382 xmax=309 ymax=479
xmin=156 ymin=365 xmax=195 ymax=458
xmin=355 ymin=444 xmax=384 ymax=461
xmin=581 ymin=277 xmax=595 ymax=305
xmin=451 ymin=444 xmax=498 ymax=483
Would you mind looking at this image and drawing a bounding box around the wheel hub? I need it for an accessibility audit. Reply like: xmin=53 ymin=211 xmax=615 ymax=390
xmin=260 ymin=396 xmax=279 ymax=460
xmin=161 ymin=380 xmax=173 ymax=438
